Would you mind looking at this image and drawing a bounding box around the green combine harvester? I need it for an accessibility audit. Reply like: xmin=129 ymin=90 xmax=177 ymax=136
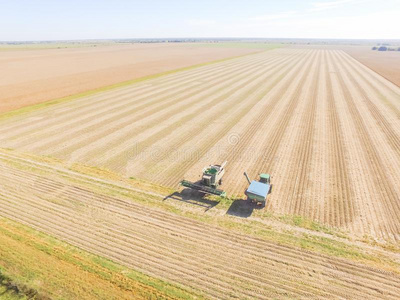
xmin=180 ymin=161 xmax=227 ymax=197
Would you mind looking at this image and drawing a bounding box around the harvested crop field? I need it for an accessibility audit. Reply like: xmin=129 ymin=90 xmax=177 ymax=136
xmin=0 ymin=48 xmax=400 ymax=241
xmin=0 ymin=150 xmax=399 ymax=299
xmin=0 ymin=43 xmax=263 ymax=113
xmin=341 ymin=46 xmax=400 ymax=87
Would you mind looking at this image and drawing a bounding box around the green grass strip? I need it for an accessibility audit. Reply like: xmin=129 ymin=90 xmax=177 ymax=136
xmin=0 ymin=217 xmax=202 ymax=300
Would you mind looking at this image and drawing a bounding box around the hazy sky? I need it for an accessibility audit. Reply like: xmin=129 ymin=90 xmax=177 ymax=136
xmin=1 ymin=0 xmax=399 ymax=41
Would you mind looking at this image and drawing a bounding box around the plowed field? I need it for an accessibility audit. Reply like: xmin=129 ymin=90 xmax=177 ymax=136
xmin=0 ymin=151 xmax=399 ymax=299
xmin=0 ymin=48 xmax=400 ymax=241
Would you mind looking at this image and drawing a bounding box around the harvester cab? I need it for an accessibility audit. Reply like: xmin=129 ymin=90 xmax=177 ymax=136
xmin=180 ymin=161 xmax=227 ymax=197
xmin=244 ymin=172 xmax=271 ymax=206
xmin=202 ymin=162 xmax=226 ymax=188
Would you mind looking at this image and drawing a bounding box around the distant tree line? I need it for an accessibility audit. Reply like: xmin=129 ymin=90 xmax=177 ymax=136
xmin=371 ymin=45 xmax=400 ymax=51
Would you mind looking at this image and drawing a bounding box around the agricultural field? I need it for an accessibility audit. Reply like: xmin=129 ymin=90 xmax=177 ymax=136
xmin=1 ymin=45 xmax=400 ymax=299
xmin=0 ymin=42 xmax=264 ymax=113
xmin=0 ymin=215 xmax=196 ymax=300
xmin=0 ymin=47 xmax=399 ymax=242
xmin=341 ymin=46 xmax=400 ymax=86
xmin=3 ymin=0 xmax=400 ymax=298
xmin=0 ymin=149 xmax=399 ymax=299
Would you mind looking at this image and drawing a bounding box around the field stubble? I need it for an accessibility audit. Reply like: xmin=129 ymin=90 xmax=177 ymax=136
xmin=0 ymin=48 xmax=399 ymax=241
xmin=0 ymin=151 xmax=399 ymax=299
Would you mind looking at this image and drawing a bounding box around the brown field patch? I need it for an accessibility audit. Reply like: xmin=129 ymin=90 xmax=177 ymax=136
xmin=340 ymin=46 xmax=400 ymax=87
xmin=0 ymin=43 xmax=264 ymax=113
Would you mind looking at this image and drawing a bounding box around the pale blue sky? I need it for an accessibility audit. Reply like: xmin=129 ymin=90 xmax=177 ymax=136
xmin=1 ymin=0 xmax=399 ymax=41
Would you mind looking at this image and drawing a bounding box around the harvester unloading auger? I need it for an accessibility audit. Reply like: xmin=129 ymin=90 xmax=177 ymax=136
xmin=180 ymin=161 xmax=227 ymax=197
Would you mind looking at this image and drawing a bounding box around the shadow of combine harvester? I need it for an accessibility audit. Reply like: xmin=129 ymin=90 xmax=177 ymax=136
xmin=163 ymin=189 xmax=219 ymax=211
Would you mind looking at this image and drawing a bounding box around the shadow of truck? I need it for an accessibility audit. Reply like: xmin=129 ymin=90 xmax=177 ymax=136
xmin=226 ymin=199 xmax=255 ymax=218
